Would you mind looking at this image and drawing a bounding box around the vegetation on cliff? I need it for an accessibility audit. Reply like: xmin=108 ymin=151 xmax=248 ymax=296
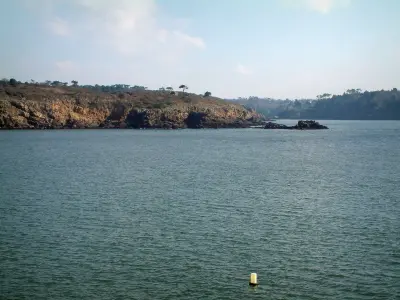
xmin=0 ymin=79 xmax=264 ymax=129
xmin=228 ymin=88 xmax=400 ymax=120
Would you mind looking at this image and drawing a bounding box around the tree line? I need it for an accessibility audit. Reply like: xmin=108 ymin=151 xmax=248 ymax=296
xmin=0 ymin=78 xmax=212 ymax=97
xmin=293 ymin=88 xmax=400 ymax=120
xmin=228 ymin=88 xmax=400 ymax=120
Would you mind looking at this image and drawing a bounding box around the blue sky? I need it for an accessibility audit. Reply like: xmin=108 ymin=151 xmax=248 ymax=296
xmin=1 ymin=0 xmax=399 ymax=99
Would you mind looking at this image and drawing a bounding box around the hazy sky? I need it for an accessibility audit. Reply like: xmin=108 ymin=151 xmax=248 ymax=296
xmin=1 ymin=0 xmax=399 ymax=98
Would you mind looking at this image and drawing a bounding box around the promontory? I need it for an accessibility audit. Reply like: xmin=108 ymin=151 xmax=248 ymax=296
xmin=0 ymin=80 xmax=264 ymax=129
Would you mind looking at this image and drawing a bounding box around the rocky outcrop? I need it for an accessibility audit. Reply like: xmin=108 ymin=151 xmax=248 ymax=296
xmin=263 ymin=122 xmax=289 ymax=129
xmin=0 ymin=85 xmax=265 ymax=129
xmin=264 ymin=120 xmax=328 ymax=130
xmin=295 ymin=120 xmax=328 ymax=129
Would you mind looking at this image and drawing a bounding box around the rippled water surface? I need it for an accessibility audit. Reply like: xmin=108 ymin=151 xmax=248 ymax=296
xmin=1 ymin=121 xmax=399 ymax=299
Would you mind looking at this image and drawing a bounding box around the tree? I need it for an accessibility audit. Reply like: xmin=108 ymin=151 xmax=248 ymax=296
xmin=131 ymin=85 xmax=146 ymax=90
xmin=45 ymin=80 xmax=52 ymax=86
xmin=0 ymin=78 xmax=8 ymax=86
xmin=9 ymin=78 xmax=17 ymax=86
xmin=71 ymin=80 xmax=78 ymax=87
xmin=51 ymin=81 xmax=62 ymax=87
xmin=345 ymin=88 xmax=362 ymax=95
xmin=317 ymin=93 xmax=331 ymax=100
xmin=204 ymin=91 xmax=211 ymax=97
xmin=179 ymin=84 xmax=188 ymax=94
xmin=63 ymin=82 xmax=68 ymax=86
xmin=166 ymin=87 xmax=173 ymax=92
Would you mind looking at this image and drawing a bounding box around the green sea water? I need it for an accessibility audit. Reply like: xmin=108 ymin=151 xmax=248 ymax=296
xmin=1 ymin=120 xmax=399 ymax=299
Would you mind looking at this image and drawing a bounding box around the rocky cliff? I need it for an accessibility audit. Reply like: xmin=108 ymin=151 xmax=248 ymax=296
xmin=0 ymin=84 xmax=264 ymax=129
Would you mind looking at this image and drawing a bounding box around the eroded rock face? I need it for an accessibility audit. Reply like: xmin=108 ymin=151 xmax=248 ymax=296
xmin=186 ymin=112 xmax=207 ymax=128
xmin=264 ymin=120 xmax=328 ymax=130
xmin=0 ymin=90 xmax=264 ymax=129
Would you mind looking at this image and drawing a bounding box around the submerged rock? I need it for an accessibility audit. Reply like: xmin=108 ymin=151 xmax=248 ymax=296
xmin=264 ymin=120 xmax=328 ymax=130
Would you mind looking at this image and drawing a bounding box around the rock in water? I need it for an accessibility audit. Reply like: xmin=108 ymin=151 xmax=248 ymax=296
xmin=264 ymin=122 xmax=289 ymax=129
xmin=294 ymin=120 xmax=328 ymax=130
xmin=264 ymin=120 xmax=328 ymax=130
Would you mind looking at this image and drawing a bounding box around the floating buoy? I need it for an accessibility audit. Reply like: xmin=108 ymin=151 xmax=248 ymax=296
xmin=249 ymin=273 xmax=259 ymax=286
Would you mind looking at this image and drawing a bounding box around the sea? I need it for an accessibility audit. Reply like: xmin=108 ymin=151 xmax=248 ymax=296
xmin=0 ymin=120 xmax=399 ymax=299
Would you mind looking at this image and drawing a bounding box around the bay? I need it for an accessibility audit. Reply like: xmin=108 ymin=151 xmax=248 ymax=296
xmin=0 ymin=121 xmax=399 ymax=299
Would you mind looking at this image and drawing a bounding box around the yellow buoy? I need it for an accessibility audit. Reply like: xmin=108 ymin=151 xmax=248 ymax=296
xmin=249 ymin=273 xmax=259 ymax=286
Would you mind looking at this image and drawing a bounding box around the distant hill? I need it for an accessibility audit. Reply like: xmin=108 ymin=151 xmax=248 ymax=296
xmin=0 ymin=79 xmax=264 ymax=129
xmin=226 ymin=97 xmax=315 ymax=118
xmin=227 ymin=89 xmax=400 ymax=120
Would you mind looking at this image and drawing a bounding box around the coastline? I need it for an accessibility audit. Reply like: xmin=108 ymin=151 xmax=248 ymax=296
xmin=0 ymin=84 xmax=265 ymax=130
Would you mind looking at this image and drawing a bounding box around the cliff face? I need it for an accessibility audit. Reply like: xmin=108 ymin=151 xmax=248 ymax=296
xmin=0 ymin=84 xmax=264 ymax=129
